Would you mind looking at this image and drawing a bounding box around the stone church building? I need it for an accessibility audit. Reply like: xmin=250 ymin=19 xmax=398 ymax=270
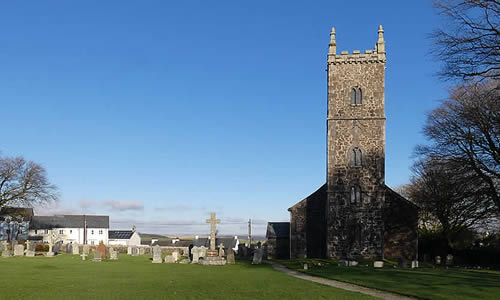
xmin=268 ymin=26 xmax=418 ymax=261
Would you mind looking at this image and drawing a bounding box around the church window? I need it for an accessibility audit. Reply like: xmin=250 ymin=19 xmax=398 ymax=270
xmin=59 ymin=230 xmax=64 ymax=234
xmin=351 ymin=88 xmax=357 ymax=104
xmin=351 ymin=148 xmax=362 ymax=167
xmin=350 ymin=186 xmax=361 ymax=203
xmin=356 ymin=88 xmax=362 ymax=104
xmin=35 ymin=230 xmax=38 ymax=234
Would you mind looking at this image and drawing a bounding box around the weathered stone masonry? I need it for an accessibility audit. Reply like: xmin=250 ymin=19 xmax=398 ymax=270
xmin=288 ymin=26 xmax=418 ymax=260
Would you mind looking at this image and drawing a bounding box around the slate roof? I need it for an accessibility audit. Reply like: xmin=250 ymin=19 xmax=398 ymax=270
xmin=109 ymin=230 xmax=134 ymax=239
xmin=0 ymin=207 xmax=34 ymax=221
xmin=30 ymin=215 xmax=109 ymax=229
xmin=192 ymin=237 xmax=238 ymax=249
xmin=266 ymin=222 xmax=290 ymax=239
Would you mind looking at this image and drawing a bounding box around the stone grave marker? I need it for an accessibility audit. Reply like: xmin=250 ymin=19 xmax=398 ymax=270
xmin=227 ymin=249 xmax=235 ymax=264
xmin=25 ymin=241 xmax=35 ymax=257
xmin=152 ymin=245 xmax=162 ymax=264
xmin=435 ymin=256 xmax=441 ymax=265
xmin=172 ymin=250 xmax=180 ymax=262
xmin=14 ymin=244 xmax=24 ymax=256
xmin=110 ymin=248 xmax=118 ymax=260
xmin=131 ymin=247 xmax=139 ymax=256
xmin=252 ymin=248 xmax=263 ymax=264
xmin=164 ymin=255 xmax=176 ymax=263
xmin=206 ymin=212 xmax=220 ymax=251
xmin=96 ymin=243 xmax=106 ymax=260
xmin=139 ymin=248 xmax=145 ymax=255
xmin=191 ymin=246 xmax=201 ymax=263
xmin=373 ymin=261 xmax=384 ymax=268
xmin=65 ymin=244 xmax=72 ymax=254
xmin=218 ymin=243 xmax=225 ymax=257
xmin=127 ymin=247 xmax=132 ymax=255
xmin=411 ymin=260 xmax=419 ymax=268
xmin=72 ymin=243 xmax=80 ymax=255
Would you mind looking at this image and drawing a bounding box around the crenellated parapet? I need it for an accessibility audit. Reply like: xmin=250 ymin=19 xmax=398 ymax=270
xmin=327 ymin=25 xmax=386 ymax=64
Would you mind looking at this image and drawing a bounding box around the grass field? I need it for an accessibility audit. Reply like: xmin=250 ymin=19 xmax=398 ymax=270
xmin=0 ymin=254 xmax=374 ymax=300
xmin=279 ymin=259 xmax=500 ymax=300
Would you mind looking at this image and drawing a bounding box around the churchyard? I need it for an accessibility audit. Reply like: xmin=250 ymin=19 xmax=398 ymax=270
xmin=278 ymin=259 xmax=500 ymax=300
xmin=0 ymin=254 xmax=374 ymax=299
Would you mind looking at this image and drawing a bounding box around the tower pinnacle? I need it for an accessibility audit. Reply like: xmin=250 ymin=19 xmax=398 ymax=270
xmin=376 ymin=25 xmax=385 ymax=54
xmin=329 ymin=27 xmax=336 ymax=55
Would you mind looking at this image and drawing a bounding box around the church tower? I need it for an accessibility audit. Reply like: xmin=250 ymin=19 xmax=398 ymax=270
xmin=326 ymin=26 xmax=386 ymax=259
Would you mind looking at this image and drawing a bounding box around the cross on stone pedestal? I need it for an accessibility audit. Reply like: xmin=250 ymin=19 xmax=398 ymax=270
xmin=206 ymin=212 xmax=220 ymax=250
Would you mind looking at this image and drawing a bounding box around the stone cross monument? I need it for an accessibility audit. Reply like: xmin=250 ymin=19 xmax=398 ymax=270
xmin=206 ymin=212 xmax=220 ymax=251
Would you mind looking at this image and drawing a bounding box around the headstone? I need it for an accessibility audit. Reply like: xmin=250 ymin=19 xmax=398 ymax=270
xmin=127 ymin=247 xmax=132 ymax=255
xmin=218 ymin=243 xmax=225 ymax=257
xmin=25 ymin=241 xmax=35 ymax=257
xmin=172 ymin=250 xmax=180 ymax=262
xmin=110 ymin=248 xmax=118 ymax=260
xmin=191 ymin=246 xmax=201 ymax=263
xmin=252 ymin=248 xmax=263 ymax=264
xmin=446 ymin=254 xmax=453 ymax=266
xmin=435 ymin=256 xmax=441 ymax=265
xmin=152 ymin=245 xmax=162 ymax=264
xmin=411 ymin=260 xmax=419 ymax=268
xmin=373 ymin=261 xmax=384 ymax=268
xmin=83 ymin=244 xmax=90 ymax=256
xmin=14 ymin=245 xmax=24 ymax=256
xmin=227 ymin=249 xmax=235 ymax=264
xmin=398 ymin=258 xmax=408 ymax=268
xmin=96 ymin=243 xmax=106 ymax=260
xmin=199 ymin=246 xmax=207 ymax=259
xmin=66 ymin=244 xmax=72 ymax=254
xmin=2 ymin=250 xmax=12 ymax=257
xmin=131 ymin=247 xmax=139 ymax=256
xmin=72 ymin=244 xmax=80 ymax=255
xmin=303 ymin=263 xmax=309 ymax=270
xmin=205 ymin=212 xmax=220 ymax=251
xmin=0 ymin=241 xmax=6 ymax=251
xmin=164 ymin=255 xmax=176 ymax=263
xmin=179 ymin=258 xmax=191 ymax=264
xmin=139 ymin=248 xmax=145 ymax=255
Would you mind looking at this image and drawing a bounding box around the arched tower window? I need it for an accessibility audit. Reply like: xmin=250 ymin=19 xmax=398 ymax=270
xmin=356 ymin=88 xmax=362 ymax=104
xmin=351 ymin=88 xmax=357 ymax=104
xmin=351 ymin=148 xmax=362 ymax=167
xmin=350 ymin=186 xmax=361 ymax=203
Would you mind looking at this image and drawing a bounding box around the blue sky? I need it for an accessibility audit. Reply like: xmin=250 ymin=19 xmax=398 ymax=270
xmin=1 ymin=1 xmax=448 ymax=236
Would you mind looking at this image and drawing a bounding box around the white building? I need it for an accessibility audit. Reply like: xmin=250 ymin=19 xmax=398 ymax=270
xmin=29 ymin=215 xmax=109 ymax=245
xmin=108 ymin=228 xmax=141 ymax=246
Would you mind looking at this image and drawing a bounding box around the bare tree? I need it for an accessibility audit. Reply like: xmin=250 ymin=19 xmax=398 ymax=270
xmin=432 ymin=0 xmax=500 ymax=80
xmin=416 ymin=80 xmax=500 ymax=214
xmin=0 ymin=156 xmax=58 ymax=209
xmin=407 ymin=157 xmax=497 ymax=248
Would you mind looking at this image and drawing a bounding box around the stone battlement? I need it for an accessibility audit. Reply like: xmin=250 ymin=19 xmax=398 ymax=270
xmin=327 ymin=25 xmax=386 ymax=64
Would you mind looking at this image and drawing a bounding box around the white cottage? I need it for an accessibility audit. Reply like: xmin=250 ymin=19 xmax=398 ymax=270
xmin=108 ymin=228 xmax=141 ymax=246
xmin=29 ymin=215 xmax=109 ymax=245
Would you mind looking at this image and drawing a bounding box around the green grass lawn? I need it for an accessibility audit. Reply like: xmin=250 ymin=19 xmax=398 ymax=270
xmin=0 ymin=255 xmax=375 ymax=300
xmin=279 ymin=259 xmax=500 ymax=300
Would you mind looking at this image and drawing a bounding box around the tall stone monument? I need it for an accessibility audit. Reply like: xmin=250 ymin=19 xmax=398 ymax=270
xmin=200 ymin=212 xmax=226 ymax=265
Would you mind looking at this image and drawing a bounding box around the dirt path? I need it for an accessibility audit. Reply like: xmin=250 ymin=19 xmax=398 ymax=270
xmin=268 ymin=262 xmax=416 ymax=300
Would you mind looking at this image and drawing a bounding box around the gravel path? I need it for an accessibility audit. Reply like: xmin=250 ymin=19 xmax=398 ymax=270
xmin=268 ymin=262 xmax=416 ymax=300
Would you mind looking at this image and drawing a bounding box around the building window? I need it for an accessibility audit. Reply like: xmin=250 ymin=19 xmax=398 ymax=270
xmin=91 ymin=241 xmax=94 ymax=245
xmin=350 ymin=186 xmax=361 ymax=203
xmin=35 ymin=230 xmax=38 ymax=234
xmin=351 ymin=87 xmax=362 ymax=105
xmin=45 ymin=229 xmax=49 ymax=234
xmin=59 ymin=230 xmax=64 ymax=234
xmin=99 ymin=230 xmax=103 ymax=235
xmin=91 ymin=230 xmax=94 ymax=235
xmin=70 ymin=230 xmax=72 ymax=234
xmin=351 ymin=148 xmax=362 ymax=167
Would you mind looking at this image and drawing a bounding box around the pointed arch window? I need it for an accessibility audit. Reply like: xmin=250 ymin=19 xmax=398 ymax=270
xmin=350 ymin=186 xmax=361 ymax=203
xmin=351 ymin=148 xmax=363 ymax=167
xmin=351 ymin=87 xmax=363 ymax=105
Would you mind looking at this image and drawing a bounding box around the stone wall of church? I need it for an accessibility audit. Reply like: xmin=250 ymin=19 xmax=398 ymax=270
xmin=384 ymin=188 xmax=419 ymax=260
xmin=326 ymin=50 xmax=386 ymax=259
xmin=289 ymin=200 xmax=307 ymax=258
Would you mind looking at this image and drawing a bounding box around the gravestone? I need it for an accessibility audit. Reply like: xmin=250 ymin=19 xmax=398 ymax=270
xmin=252 ymin=248 xmax=263 ymax=264
xmin=446 ymin=254 xmax=453 ymax=266
xmin=164 ymin=255 xmax=176 ymax=263
xmin=218 ymin=244 xmax=225 ymax=257
xmin=83 ymin=244 xmax=90 ymax=256
xmin=152 ymin=245 xmax=162 ymax=264
xmin=0 ymin=241 xmax=5 ymax=252
xmin=179 ymin=258 xmax=191 ymax=264
xmin=172 ymin=250 xmax=180 ymax=262
xmin=131 ymin=247 xmax=139 ymax=256
xmin=110 ymin=248 xmax=118 ymax=260
xmin=139 ymin=248 xmax=145 ymax=255
xmin=411 ymin=260 xmax=419 ymax=268
xmin=435 ymin=256 xmax=441 ymax=265
xmin=206 ymin=212 xmax=220 ymax=251
xmin=2 ymin=249 xmax=12 ymax=257
xmin=398 ymin=258 xmax=409 ymax=268
xmin=227 ymin=249 xmax=235 ymax=264
xmin=96 ymin=243 xmax=106 ymax=260
xmin=303 ymin=263 xmax=309 ymax=270
xmin=191 ymin=246 xmax=201 ymax=263
xmin=14 ymin=244 xmax=24 ymax=256
xmin=72 ymin=244 xmax=80 ymax=255
xmin=65 ymin=244 xmax=72 ymax=254
xmin=373 ymin=261 xmax=384 ymax=268
xmin=127 ymin=247 xmax=132 ymax=255
xmin=25 ymin=241 xmax=35 ymax=257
